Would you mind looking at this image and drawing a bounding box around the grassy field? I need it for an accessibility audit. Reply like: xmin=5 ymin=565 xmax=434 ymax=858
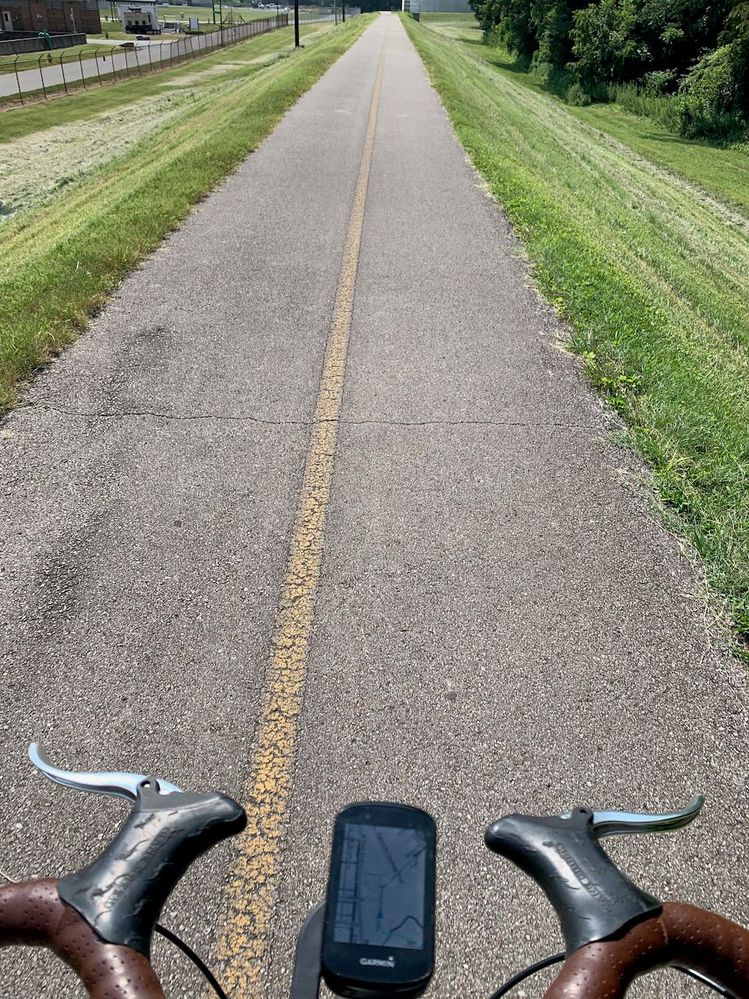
xmin=0 ymin=12 xmax=318 ymax=105
xmin=1 ymin=20 xmax=331 ymax=142
xmin=0 ymin=16 xmax=372 ymax=406
xmin=0 ymin=7 xmax=284 ymax=73
xmin=406 ymin=13 xmax=749 ymax=649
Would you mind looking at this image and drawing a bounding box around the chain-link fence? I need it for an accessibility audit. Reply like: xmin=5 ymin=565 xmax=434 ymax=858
xmin=297 ymin=4 xmax=362 ymax=23
xmin=2 ymin=14 xmax=289 ymax=105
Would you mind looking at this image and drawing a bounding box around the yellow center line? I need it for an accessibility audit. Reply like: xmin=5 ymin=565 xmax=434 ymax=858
xmin=214 ymin=24 xmax=389 ymax=998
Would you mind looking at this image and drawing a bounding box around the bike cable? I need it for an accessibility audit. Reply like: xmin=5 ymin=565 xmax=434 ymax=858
xmin=488 ymin=953 xmax=733 ymax=998
xmin=155 ymin=923 xmax=228 ymax=999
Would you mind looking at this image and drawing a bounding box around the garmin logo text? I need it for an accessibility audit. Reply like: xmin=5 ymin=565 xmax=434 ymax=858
xmin=359 ymin=956 xmax=396 ymax=968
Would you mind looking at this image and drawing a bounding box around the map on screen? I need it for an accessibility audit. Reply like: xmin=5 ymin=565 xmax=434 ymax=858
xmin=333 ymin=822 xmax=426 ymax=950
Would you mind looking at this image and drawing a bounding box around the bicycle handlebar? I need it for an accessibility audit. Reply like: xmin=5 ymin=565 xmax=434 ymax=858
xmin=58 ymin=781 xmax=246 ymax=954
xmin=3 ymin=745 xmax=748 ymax=999
xmin=543 ymin=902 xmax=749 ymax=998
xmin=0 ymin=879 xmax=165 ymax=998
xmin=0 ymin=754 xmax=246 ymax=999
xmin=486 ymin=803 xmax=749 ymax=999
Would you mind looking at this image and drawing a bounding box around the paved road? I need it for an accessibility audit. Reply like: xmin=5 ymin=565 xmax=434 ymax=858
xmin=1 ymin=12 xmax=747 ymax=998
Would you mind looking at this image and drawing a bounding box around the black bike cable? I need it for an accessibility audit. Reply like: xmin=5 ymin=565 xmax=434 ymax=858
xmin=487 ymin=952 xmax=565 ymax=998
xmin=676 ymin=966 xmax=736 ymax=997
xmin=488 ymin=954 xmax=733 ymax=998
xmin=155 ymin=923 xmax=229 ymax=999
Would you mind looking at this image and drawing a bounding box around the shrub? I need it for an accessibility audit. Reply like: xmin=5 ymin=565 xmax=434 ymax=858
xmin=606 ymin=82 xmax=682 ymax=131
xmin=723 ymin=2 xmax=749 ymax=115
xmin=641 ymin=68 xmax=677 ymax=96
xmin=676 ymin=45 xmax=747 ymax=139
xmin=566 ymin=81 xmax=592 ymax=105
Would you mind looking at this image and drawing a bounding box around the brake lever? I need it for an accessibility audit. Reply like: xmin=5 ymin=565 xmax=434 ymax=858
xmin=563 ymin=795 xmax=706 ymax=838
xmin=28 ymin=742 xmax=183 ymax=802
xmin=485 ymin=794 xmax=707 ymax=956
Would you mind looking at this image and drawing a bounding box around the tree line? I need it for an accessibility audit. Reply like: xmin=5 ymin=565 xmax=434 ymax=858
xmin=467 ymin=0 xmax=749 ymax=138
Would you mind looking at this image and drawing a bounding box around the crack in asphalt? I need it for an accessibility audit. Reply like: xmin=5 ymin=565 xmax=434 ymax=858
xmin=31 ymin=404 xmax=602 ymax=431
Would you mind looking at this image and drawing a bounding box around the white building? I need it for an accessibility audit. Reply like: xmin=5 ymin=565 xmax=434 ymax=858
xmin=117 ymin=1 xmax=160 ymax=32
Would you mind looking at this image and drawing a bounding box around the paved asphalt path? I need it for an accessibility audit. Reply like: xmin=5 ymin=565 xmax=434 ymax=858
xmin=1 ymin=12 xmax=747 ymax=998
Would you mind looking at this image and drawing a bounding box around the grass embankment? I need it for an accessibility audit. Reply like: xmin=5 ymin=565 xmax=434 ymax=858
xmin=0 ymin=15 xmax=373 ymax=409
xmin=0 ymin=18 xmax=330 ymax=108
xmin=1 ymin=21 xmax=334 ymax=215
xmin=421 ymin=13 xmax=749 ymax=214
xmin=406 ymin=14 xmax=749 ymax=648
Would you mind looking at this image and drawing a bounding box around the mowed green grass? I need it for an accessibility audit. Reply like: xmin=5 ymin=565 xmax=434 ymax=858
xmin=432 ymin=8 xmax=749 ymax=203
xmin=423 ymin=13 xmax=749 ymax=214
xmin=0 ymin=20 xmax=334 ymax=131
xmin=0 ymin=16 xmax=373 ymax=408
xmin=405 ymin=14 xmax=749 ymax=647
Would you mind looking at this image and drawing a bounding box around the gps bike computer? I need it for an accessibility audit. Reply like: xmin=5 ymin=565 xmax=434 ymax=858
xmin=320 ymin=802 xmax=436 ymax=999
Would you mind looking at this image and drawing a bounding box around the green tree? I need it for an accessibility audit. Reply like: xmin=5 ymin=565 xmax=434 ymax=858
xmin=570 ymin=0 xmax=642 ymax=85
xmin=723 ymin=0 xmax=749 ymax=112
xmin=469 ymin=0 xmax=537 ymax=58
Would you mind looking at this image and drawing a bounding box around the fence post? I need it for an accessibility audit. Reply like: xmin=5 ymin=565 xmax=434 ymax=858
xmin=147 ymin=41 xmax=153 ymax=69
xmin=13 ymin=55 xmax=24 ymax=106
xmin=37 ymin=53 xmax=48 ymax=100
xmin=93 ymin=46 xmax=103 ymax=85
xmin=58 ymin=51 xmax=68 ymax=94
xmin=78 ymin=47 xmax=87 ymax=87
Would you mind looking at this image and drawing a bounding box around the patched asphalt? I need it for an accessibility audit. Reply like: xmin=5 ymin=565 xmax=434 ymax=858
xmin=1 ymin=12 xmax=747 ymax=998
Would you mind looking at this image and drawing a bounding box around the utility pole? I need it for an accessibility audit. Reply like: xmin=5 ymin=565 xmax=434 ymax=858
xmin=293 ymin=0 xmax=299 ymax=46
xmin=341 ymin=0 xmax=345 ymax=20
